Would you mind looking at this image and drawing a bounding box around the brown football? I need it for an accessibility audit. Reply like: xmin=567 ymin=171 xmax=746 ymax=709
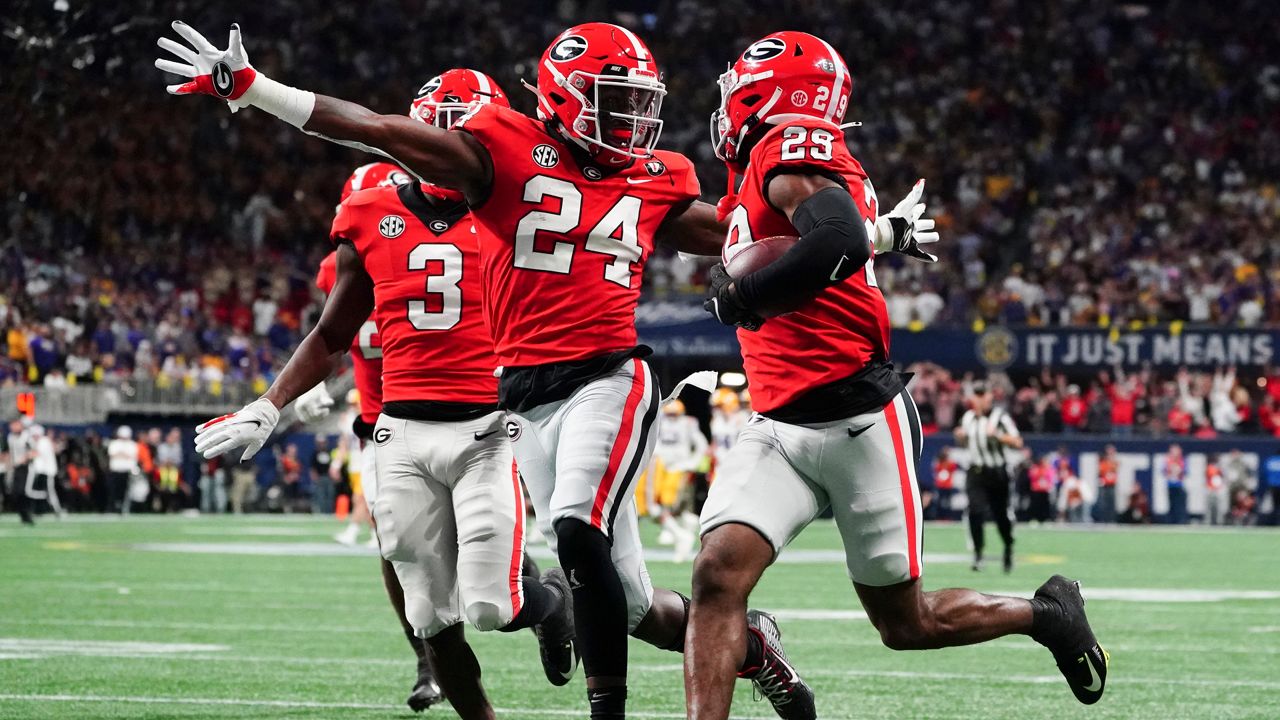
xmin=725 ymin=235 xmax=799 ymax=280
xmin=724 ymin=235 xmax=804 ymax=317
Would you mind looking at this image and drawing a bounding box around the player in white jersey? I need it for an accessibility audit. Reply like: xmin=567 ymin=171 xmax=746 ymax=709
xmin=644 ymin=400 xmax=707 ymax=561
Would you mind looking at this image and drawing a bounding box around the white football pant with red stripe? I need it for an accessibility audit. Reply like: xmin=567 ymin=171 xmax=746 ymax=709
xmin=700 ymin=389 xmax=925 ymax=587
xmin=371 ymin=411 xmax=526 ymax=638
xmin=506 ymin=357 xmax=659 ymax=631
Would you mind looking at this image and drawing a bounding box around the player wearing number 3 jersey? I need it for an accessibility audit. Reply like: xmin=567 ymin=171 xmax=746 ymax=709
xmin=156 ymin=18 xmax=808 ymax=720
xmin=191 ymin=71 xmax=576 ymax=720
xmin=685 ymin=32 xmax=1109 ymax=720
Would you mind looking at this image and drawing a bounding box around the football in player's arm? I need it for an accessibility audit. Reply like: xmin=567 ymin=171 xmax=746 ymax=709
xmin=705 ymin=174 xmax=938 ymax=330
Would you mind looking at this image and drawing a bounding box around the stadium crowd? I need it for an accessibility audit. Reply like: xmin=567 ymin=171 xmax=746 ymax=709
xmin=907 ymin=363 xmax=1280 ymax=438
xmin=3 ymin=2 xmax=1278 ymax=393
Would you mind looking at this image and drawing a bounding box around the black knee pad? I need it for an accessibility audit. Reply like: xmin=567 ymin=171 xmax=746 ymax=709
xmin=553 ymin=518 xmax=628 ymax=678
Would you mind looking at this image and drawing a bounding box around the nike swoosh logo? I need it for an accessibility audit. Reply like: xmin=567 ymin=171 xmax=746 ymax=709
xmin=830 ymin=255 xmax=851 ymax=281
xmin=474 ymin=430 xmax=498 ymax=441
xmin=1081 ymin=653 xmax=1103 ymax=692
xmin=847 ymin=424 xmax=874 ymax=438
xmin=626 ymin=177 xmax=654 ymax=185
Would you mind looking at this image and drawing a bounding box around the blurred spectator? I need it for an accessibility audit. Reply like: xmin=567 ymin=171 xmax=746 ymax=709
xmin=27 ymin=424 xmax=64 ymax=517
xmin=106 ymin=426 xmax=138 ymax=514
xmin=1163 ymin=444 xmax=1188 ymax=524
xmin=1119 ymin=484 xmax=1152 ymax=525
xmin=1095 ymin=445 xmax=1119 ymax=524
xmin=1027 ymin=455 xmax=1055 ymax=524
xmin=5 ymin=418 xmax=35 ymax=524
xmin=931 ymin=448 xmax=960 ymax=521
xmin=156 ymin=428 xmax=183 ymax=512
xmin=199 ymin=456 xmax=228 ymax=514
xmin=229 ymin=456 xmax=258 ymax=514
xmin=310 ymin=435 xmax=335 ymax=514
xmin=1205 ymin=455 xmax=1226 ymax=526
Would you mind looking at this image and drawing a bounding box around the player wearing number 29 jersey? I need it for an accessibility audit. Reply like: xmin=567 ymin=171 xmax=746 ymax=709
xmin=688 ymin=33 xmax=1108 ymax=720
xmin=723 ymin=118 xmax=889 ymax=416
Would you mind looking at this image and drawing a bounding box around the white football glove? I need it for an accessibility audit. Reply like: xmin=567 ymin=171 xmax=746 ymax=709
xmin=293 ymin=383 xmax=335 ymax=424
xmin=155 ymin=21 xmax=258 ymax=105
xmin=194 ymin=398 xmax=280 ymax=462
xmin=875 ymin=179 xmax=940 ymax=262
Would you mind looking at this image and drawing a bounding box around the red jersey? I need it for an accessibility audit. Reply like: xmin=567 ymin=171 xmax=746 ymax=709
xmin=933 ymin=459 xmax=958 ymax=490
xmin=1061 ymin=396 xmax=1087 ymax=427
xmin=1099 ymin=458 xmax=1118 ymax=487
xmin=316 ymin=252 xmax=383 ymax=423
xmin=722 ymin=119 xmax=889 ymax=413
xmin=453 ymin=104 xmax=700 ymax=367
xmin=330 ymin=182 xmax=498 ymax=405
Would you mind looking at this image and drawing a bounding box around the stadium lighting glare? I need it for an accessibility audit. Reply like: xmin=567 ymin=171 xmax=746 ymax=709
xmin=719 ymin=371 xmax=747 ymax=388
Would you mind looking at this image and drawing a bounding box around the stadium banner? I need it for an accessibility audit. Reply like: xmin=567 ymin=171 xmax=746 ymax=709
xmin=917 ymin=433 xmax=1280 ymax=520
xmin=635 ymin=300 xmax=1279 ymax=369
xmin=637 ymin=301 xmax=740 ymax=357
xmin=896 ymin=326 xmax=1280 ymax=371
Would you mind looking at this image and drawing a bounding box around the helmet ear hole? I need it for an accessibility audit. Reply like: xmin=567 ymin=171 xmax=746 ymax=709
xmin=740 ymin=94 xmax=762 ymax=107
xmin=549 ymin=91 xmax=568 ymax=106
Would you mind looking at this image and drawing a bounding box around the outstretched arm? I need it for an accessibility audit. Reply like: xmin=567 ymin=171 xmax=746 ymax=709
xmin=155 ymin=21 xmax=489 ymax=197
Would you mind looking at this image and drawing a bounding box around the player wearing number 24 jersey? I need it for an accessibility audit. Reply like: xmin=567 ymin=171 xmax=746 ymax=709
xmin=157 ymin=20 xmax=804 ymax=720
xmin=686 ymin=32 xmax=1109 ymax=720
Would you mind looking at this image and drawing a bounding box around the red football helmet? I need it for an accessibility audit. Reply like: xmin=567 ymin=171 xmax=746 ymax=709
xmin=340 ymin=162 xmax=412 ymax=203
xmin=410 ymin=68 xmax=509 ymax=129
xmin=533 ymin=22 xmax=666 ymax=163
xmin=711 ymin=31 xmax=853 ymax=165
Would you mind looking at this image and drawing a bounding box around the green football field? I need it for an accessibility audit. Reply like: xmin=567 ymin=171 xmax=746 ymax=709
xmin=2 ymin=515 xmax=1278 ymax=720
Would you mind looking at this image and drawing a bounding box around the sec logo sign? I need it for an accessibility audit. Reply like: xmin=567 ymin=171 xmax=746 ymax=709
xmin=379 ymin=215 xmax=406 ymax=238
xmin=532 ymin=144 xmax=560 ymax=168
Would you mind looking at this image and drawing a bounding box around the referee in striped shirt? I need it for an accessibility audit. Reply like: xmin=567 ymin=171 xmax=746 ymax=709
xmin=954 ymin=382 xmax=1023 ymax=572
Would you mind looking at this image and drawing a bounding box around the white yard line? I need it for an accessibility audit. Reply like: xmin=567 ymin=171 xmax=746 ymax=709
xmin=0 ymin=694 xmax=715 ymax=719
xmin=627 ymin=665 xmax=1280 ymax=690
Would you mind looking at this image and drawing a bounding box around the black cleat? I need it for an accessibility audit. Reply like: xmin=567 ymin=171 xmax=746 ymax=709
xmin=534 ymin=568 xmax=578 ymax=686
xmin=740 ymin=610 xmax=817 ymax=720
xmin=1003 ymin=544 xmax=1014 ymax=574
xmin=406 ymin=654 xmax=444 ymax=712
xmin=1030 ymin=575 xmax=1109 ymax=705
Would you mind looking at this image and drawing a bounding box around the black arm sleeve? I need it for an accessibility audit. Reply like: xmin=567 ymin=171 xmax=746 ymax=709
xmin=735 ymin=186 xmax=872 ymax=312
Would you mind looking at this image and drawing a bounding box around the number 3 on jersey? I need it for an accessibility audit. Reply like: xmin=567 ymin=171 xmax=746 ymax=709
xmin=407 ymin=243 xmax=462 ymax=330
xmin=513 ymin=176 xmax=642 ymax=288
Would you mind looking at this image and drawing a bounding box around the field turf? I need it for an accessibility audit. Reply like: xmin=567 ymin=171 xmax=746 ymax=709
xmin=1 ymin=514 xmax=1277 ymax=719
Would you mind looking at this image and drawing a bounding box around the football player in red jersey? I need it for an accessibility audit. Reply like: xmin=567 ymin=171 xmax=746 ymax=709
xmin=685 ymin=32 xmax=1109 ymax=719
xmin=193 ymin=71 xmax=576 ymax=720
xmin=158 ymin=20 xmax=805 ymax=720
xmin=315 ymin=161 xmax=406 ymax=551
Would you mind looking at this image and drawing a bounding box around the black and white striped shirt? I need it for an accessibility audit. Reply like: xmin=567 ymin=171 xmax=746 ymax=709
xmin=960 ymin=407 xmax=1019 ymax=469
